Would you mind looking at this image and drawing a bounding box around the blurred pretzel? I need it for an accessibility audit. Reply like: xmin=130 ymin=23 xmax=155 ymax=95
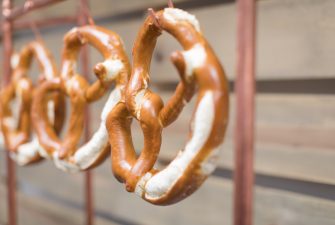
xmin=0 ymin=53 xmax=19 ymax=151
xmin=0 ymin=41 xmax=64 ymax=165
xmin=107 ymin=8 xmax=229 ymax=205
xmin=32 ymin=25 xmax=130 ymax=172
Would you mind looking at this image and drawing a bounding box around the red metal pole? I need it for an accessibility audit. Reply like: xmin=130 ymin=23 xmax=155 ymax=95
xmin=7 ymin=0 xmax=65 ymax=20
xmin=78 ymin=1 xmax=94 ymax=225
xmin=13 ymin=16 xmax=76 ymax=30
xmin=81 ymin=44 xmax=94 ymax=225
xmin=2 ymin=0 xmax=17 ymax=225
xmin=233 ymin=0 xmax=256 ymax=225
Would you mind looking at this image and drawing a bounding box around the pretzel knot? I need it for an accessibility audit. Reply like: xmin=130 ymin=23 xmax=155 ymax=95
xmin=106 ymin=8 xmax=229 ymax=205
xmin=32 ymin=26 xmax=130 ymax=172
xmin=0 ymin=41 xmax=64 ymax=165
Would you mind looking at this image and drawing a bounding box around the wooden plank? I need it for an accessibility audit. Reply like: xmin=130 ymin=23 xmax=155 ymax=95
xmin=0 ymin=183 xmax=120 ymax=225
xmin=90 ymin=0 xmax=335 ymax=81
xmin=103 ymin=0 xmax=334 ymax=81
xmin=11 ymin=0 xmax=196 ymax=22
xmin=0 ymin=92 xmax=332 ymax=186
xmin=3 ymin=0 xmax=335 ymax=82
xmin=141 ymin=93 xmax=335 ymax=185
xmin=2 ymin=165 xmax=335 ymax=225
xmin=55 ymin=92 xmax=335 ymax=186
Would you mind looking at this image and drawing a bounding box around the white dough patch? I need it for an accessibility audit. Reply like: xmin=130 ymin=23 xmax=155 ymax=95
xmin=141 ymin=91 xmax=216 ymax=200
xmin=11 ymin=136 xmax=40 ymax=166
xmin=47 ymin=100 xmax=55 ymax=125
xmin=73 ymin=123 xmax=109 ymax=169
xmin=6 ymin=91 xmax=22 ymax=130
xmin=73 ymin=88 xmax=121 ymax=170
xmin=12 ymin=97 xmax=56 ymax=164
xmin=135 ymin=172 xmax=153 ymax=197
xmin=163 ymin=8 xmax=201 ymax=32
xmin=33 ymin=43 xmax=55 ymax=80
xmin=53 ymin=151 xmax=80 ymax=173
xmin=134 ymin=89 xmax=146 ymax=119
xmin=100 ymin=58 xmax=124 ymax=82
xmin=61 ymin=61 xmax=76 ymax=79
xmin=101 ymin=87 xmax=122 ymax=120
xmin=0 ymin=132 xmax=4 ymax=150
xmin=37 ymin=99 xmax=55 ymax=159
xmin=3 ymin=118 xmax=18 ymax=130
xmin=17 ymin=79 xmax=30 ymax=90
xmin=181 ymin=44 xmax=207 ymax=78
xmin=65 ymin=75 xmax=80 ymax=94
xmin=201 ymin=145 xmax=221 ymax=175
xmin=82 ymin=28 xmax=111 ymax=47
xmin=38 ymin=144 xmax=52 ymax=159
xmin=11 ymin=53 xmax=19 ymax=69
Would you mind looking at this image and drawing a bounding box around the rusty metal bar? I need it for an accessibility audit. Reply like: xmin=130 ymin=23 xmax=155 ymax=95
xmin=13 ymin=15 xmax=76 ymax=30
xmin=233 ymin=0 xmax=256 ymax=224
xmin=0 ymin=0 xmax=233 ymax=35
xmin=6 ymin=0 xmax=65 ymax=21
xmin=2 ymin=0 xmax=17 ymax=225
xmin=78 ymin=0 xmax=94 ymax=225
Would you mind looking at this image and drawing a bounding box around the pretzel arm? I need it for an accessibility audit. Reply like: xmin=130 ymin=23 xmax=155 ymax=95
xmin=58 ymin=77 xmax=87 ymax=159
xmin=159 ymin=51 xmax=195 ymax=127
xmin=17 ymin=78 xmax=33 ymax=139
xmin=32 ymin=80 xmax=63 ymax=156
xmin=51 ymin=91 xmax=66 ymax=134
xmin=107 ymin=102 xmax=137 ymax=182
xmin=5 ymin=78 xmax=33 ymax=152
xmin=126 ymin=91 xmax=164 ymax=191
xmin=85 ymin=80 xmax=109 ymax=103
xmin=0 ymin=84 xmax=15 ymax=119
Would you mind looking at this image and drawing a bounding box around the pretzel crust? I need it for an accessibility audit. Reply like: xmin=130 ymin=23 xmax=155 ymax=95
xmin=107 ymin=8 xmax=229 ymax=205
xmin=32 ymin=26 xmax=130 ymax=172
xmin=0 ymin=54 xmax=19 ymax=151
xmin=0 ymin=42 xmax=64 ymax=165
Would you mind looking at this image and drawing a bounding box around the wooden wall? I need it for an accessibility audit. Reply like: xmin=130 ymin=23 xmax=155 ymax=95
xmin=0 ymin=0 xmax=335 ymax=225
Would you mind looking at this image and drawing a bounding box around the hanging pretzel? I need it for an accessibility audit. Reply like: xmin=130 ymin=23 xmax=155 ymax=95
xmin=32 ymin=25 xmax=130 ymax=172
xmin=0 ymin=53 xmax=19 ymax=151
xmin=107 ymin=8 xmax=229 ymax=205
xmin=0 ymin=41 xmax=64 ymax=165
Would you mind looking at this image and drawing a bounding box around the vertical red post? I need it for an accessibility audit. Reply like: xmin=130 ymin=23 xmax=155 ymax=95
xmin=233 ymin=0 xmax=256 ymax=225
xmin=78 ymin=0 xmax=94 ymax=225
xmin=2 ymin=1 xmax=17 ymax=225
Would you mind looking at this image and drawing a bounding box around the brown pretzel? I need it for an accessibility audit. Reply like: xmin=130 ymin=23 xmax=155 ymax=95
xmin=32 ymin=25 xmax=130 ymax=172
xmin=107 ymin=8 xmax=229 ymax=205
xmin=0 ymin=54 xmax=19 ymax=151
xmin=0 ymin=41 xmax=64 ymax=165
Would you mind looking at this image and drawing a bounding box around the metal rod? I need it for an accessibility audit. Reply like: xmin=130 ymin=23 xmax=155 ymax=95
xmin=0 ymin=0 xmax=233 ymax=37
xmin=233 ymin=0 xmax=256 ymax=224
xmin=78 ymin=0 xmax=94 ymax=225
xmin=2 ymin=0 xmax=17 ymax=225
xmin=13 ymin=16 xmax=76 ymax=30
xmin=167 ymin=0 xmax=174 ymax=8
xmin=6 ymin=0 xmax=65 ymax=21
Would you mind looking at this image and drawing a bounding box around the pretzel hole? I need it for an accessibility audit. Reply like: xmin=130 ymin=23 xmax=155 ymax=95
xmin=81 ymin=92 xmax=111 ymax=142
xmin=131 ymin=119 xmax=144 ymax=157
xmin=78 ymin=45 xmax=104 ymax=86
xmin=21 ymin=53 xmax=45 ymax=85
xmin=6 ymin=48 xmax=55 ymax=146
xmin=145 ymin=34 xmax=198 ymax=168
xmin=151 ymin=34 xmax=184 ymax=85
xmin=76 ymin=45 xmax=119 ymax=144
xmin=158 ymin=93 xmax=196 ymax=169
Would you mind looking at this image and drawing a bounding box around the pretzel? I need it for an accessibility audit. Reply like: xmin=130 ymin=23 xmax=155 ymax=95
xmin=0 ymin=54 xmax=19 ymax=151
xmin=32 ymin=25 xmax=130 ymax=172
xmin=0 ymin=42 xmax=64 ymax=165
xmin=106 ymin=8 xmax=229 ymax=205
